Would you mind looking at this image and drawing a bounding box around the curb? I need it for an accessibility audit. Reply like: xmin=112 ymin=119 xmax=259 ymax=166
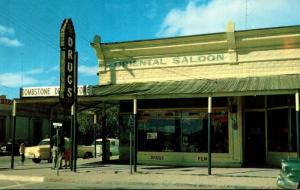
xmin=0 ymin=174 xmax=44 ymax=182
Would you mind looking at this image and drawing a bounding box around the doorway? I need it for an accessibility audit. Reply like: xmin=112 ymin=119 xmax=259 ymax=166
xmin=0 ymin=117 xmax=5 ymax=143
xmin=33 ymin=120 xmax=43 ymax=145
xmin=244 ymin=111 xmax=265 ymax=166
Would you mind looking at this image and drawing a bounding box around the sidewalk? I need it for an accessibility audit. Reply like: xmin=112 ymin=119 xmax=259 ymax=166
xmin=0 ymin=158 xmax=281 ymax=189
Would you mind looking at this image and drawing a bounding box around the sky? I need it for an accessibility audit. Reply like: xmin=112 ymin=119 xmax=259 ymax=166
xmin=0 ymin=0 xmax=300 ymax=99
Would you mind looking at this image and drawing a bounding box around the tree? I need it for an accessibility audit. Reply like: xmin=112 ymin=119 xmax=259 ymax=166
xmin=105 ymin=105 xmax=119 ymax=138
xmin=77 ymin=111 xmax=95 ymax=134
xmin=76 ymin=105 xmax=119 ymax=139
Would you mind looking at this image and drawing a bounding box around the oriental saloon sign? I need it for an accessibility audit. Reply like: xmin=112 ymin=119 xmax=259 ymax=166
xmin=59 ymin=18 xmax=76 ymax=106
xmin=106 ymin=53 xmax=228 ymax=70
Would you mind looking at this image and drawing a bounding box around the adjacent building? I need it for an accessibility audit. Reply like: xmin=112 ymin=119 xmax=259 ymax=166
xmin=0 ymin=95 xmax=50 ymax=146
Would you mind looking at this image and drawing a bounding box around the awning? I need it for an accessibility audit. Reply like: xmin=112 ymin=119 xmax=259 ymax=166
xmin=91 ymin=74 xmax=300 ymax=100
xmin=13 ymin=74 xmax=300 ymax=115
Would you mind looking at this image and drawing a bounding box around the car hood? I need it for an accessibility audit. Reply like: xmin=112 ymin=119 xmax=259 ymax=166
xmin=25 ymin=145 xmax=50 ymax=151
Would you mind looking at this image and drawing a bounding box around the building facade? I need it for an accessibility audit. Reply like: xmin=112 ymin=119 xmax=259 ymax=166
xmin=0 ymin=95 xmax=50 ymax=146
xmin=95 ymin=22 xmax=299 ymax=167
xmin=0 ymin=95 xmax=12 ymax=144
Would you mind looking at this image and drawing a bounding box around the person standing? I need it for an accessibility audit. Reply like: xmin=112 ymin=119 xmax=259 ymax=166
xmin=51 ymin=133 xmax=64 ymax=169
xmin=64 ymin=137 xmax=70 ymax=169
xmin=58 ymin=135 xmax=65 ymax=169
xmin=19 ymin=143 xmax=25 ymax=166
xmin=51 ymin=134 xmax=58 ymax=169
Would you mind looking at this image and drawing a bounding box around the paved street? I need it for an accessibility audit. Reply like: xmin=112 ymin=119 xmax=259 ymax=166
xmin=0 ymin=180 xmax=214 ymax=189
xmin=0 ymin=156 xmax=281 ymax=189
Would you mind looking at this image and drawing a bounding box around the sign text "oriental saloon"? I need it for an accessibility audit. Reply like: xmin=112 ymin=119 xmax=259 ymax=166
xmin=109 ymin=53 xmax=225 ymax=69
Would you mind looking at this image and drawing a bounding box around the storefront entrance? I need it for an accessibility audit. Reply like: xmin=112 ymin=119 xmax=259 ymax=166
xmin=33 ymin=120 xmax=43 ymax=145
xmin=244 ymin=111 xmax=265 ymax=166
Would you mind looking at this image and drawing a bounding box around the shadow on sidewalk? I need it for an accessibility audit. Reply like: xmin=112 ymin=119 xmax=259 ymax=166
xmin=79 ymin=161 xmax=106 ymax=169
xmin=215 ymin=168 xmax=279 ymax=178
xmin=0 ymin=167 xmax=11 ymax=171
xmin=140 ymin=166 xmax=191 ymax=170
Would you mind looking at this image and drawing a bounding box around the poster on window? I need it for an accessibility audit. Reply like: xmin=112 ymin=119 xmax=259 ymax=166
xmin=147 ymin=132 xmax=158 ymax=139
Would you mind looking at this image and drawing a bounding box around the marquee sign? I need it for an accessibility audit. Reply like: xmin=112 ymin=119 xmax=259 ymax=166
xmin=59 ymin=18 xmax=76 ymax=106
xmin=20 ymin=86 xmax=91 ymax=98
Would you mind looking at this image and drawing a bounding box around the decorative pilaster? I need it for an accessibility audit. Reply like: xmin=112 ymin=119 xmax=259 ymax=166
xmin=227 ymin=21 xmax=238 ymax=64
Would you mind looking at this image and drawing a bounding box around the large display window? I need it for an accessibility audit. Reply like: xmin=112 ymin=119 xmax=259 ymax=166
xmin=138 ymin=109 xmax=229 ymax=153
xmin=266 ymin=95 xmax=295 ymax=152
xmin=245 ymin=95 xmax=296 ymax=153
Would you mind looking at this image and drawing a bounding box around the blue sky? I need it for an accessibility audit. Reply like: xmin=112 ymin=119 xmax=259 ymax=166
xmin=0 ymin=0 xmax=300 ymax=99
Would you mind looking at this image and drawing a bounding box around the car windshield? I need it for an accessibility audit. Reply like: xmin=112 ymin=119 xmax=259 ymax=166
xmin=38 ymin=140 xmax=50 ymax=145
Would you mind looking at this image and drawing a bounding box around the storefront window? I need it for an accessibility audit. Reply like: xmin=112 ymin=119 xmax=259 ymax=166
xmin=138 ymin=116 xmax=160 ymax=151
xmin=138 ymin=109 xmax=229 ymax=153
xmin=291 ymin=110 xmax=296 ymax=151
xmin=267 ymin=109 xmax=289 ymax=152
xmin=267 ymin=108 xmax=296 ymax=152
xmin=156 ymin=112 xmax=178 ymax=152
xmin=181 ymin=113 xmax=205 ymax=152
xmin=267 ymin=95 xmax=294 ymax=108
xmin=138 ymin=111 xmax=179 ymax=152
xmin=245 ymin=96 xmax=265 ymax=109
xmin=267 ymin=94 xmax=296 ymax=152
xmin=211 ymin=111 xmax=229 ymax=153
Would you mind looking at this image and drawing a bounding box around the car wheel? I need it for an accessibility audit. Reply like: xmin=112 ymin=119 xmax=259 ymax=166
xmin=83 ymin=152 xmax=93 ymax=159
xmin=32 ymin=158 xmax=41 ymax=163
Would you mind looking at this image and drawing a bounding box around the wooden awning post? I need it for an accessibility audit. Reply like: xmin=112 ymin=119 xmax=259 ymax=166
xmin=133 ymin=98 xmax=138 ymax=172
xmin=10 ymin=100 xmax=17 ymax=169
xmin=208 ymin=96 xmax=212 ymax=175
xmin=296 ymin=92 xmax=299 ymax=158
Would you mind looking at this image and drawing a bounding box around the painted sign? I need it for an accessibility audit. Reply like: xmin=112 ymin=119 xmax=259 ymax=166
xmin=105 ymin=53 xmax=227 ymax=70
xmin=150 ymin=155 xmax=164 ymax=160
xmin=147 ymin=132 xmax=158 ymax=139
xmin=21 ymin=86 xmax=91 ymax=98
xmin=59 ymin=18 xmax=76 ymax=106
xmin=198 ymin=156 xmax=208 ymax=161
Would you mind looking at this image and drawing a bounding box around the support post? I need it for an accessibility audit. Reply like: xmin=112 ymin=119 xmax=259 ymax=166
xmin=70 ymin=105 xmax=74 ymax=171
xmin=208 ymin=96 xmax=212 ymax=175
xmin=102 ymin=102 xmax=107 ymax=164
xmin=10 ymin=100 xmax=16 ymax=169
xmin=56 ymin=125 xmax=59 ymax=176
xmin=93 ymin=113 xmax=97 ymax=158
xmin=130 ymin=122 xmax=132 ymax=174
xmin=73 ymin=103 xmax=78 ymax=172
xmin=73 ymin=51 xmax=78 ymax=172
xmin=133 ymin=98 xmax=137 ymax=172
xmin=296 ymin=92 xmax=300 ymax=158
xmin=48 ymin=115 xmax=53 ymax=164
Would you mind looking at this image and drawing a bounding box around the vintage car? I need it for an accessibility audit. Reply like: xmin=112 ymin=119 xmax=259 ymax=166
xmin=277 ymin=157 xmax=300 ymax=189
xmin=25 ymin=138 xmax=94 ymax=163
xmin=24 ymin=138 xmax=51 ymax=163
xmin=91 ymin=138 xmax=119 ymax=157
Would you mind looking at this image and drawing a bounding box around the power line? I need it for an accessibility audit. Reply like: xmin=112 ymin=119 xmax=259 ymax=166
xmin=0 ymin=7 xmax=93 ymax=67
xmin=245 ymin=0 xmax=248 ymax=29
